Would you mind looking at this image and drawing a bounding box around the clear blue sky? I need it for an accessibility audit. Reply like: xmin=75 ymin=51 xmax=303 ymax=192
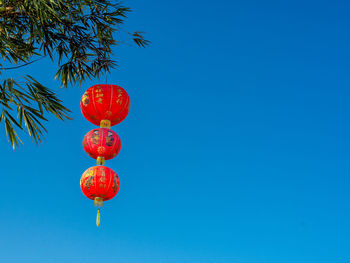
xmin=1 ymin=0 xmax=350 ymax=262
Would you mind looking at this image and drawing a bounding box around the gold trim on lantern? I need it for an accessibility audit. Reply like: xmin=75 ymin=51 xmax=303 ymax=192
xmin=100 ymin=119 xmax=111 ymax=129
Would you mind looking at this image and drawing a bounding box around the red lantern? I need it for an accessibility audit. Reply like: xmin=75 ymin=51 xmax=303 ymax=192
xmin=83 ymin=128 xmax=121 ymax=163
xmin=80 ymin=166 xmax=120 ymax=202
xmin=80 ymin=84 xmax=130 ymax=127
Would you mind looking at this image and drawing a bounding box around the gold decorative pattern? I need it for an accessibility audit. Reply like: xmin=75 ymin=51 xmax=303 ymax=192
xmin=82 ymin=92 xmax=89 ymax=106
xmin=97 ymin=146 xmax=106 ymax=154
xmin=95 ymin=87 xmax=102 ymax=92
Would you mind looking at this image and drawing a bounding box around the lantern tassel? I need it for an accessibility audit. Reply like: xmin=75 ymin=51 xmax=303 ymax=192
xmin=94 ymin=197 xmax=103 ymax=227
xmin=96 ymin=209 xmax=101 ymax=227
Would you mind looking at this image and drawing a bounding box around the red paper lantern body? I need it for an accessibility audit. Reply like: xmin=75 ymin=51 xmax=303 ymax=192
xmin=80 ymin=84 xmax=130 ymax=126
xmin=83 ymin=128 xmax=121 ymax=160
xmin=80 ymin=166 xmax=120 ymax=201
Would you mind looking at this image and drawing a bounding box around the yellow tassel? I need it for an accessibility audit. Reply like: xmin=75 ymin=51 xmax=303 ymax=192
xmin=100 ymin=119 xmax=111 ymax=129
xmin=94 ymin=198 xmax=103 ymax=227
xmin=96 ymin=209 xmax=101 ymax=227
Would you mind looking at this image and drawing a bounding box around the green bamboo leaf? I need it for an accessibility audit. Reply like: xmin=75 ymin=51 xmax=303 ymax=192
xmin=0 ymin=0 xmax=148 ymax=148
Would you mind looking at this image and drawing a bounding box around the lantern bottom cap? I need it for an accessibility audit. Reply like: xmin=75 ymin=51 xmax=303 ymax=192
xmin=100 ymin=119 xmax=111 ymax=129
xmin=94 ymin=197 xmax=103 ymax=207
xmin=96 ymin=156 xmax=105 ymax=165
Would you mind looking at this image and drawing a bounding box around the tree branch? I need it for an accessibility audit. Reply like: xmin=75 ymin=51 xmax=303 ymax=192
xmin=0 ymin=57 xmax=45 ymax=70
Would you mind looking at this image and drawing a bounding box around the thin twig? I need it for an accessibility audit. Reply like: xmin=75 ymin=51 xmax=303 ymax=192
xmin=0 ymin=56 xmax=46 ymax=70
